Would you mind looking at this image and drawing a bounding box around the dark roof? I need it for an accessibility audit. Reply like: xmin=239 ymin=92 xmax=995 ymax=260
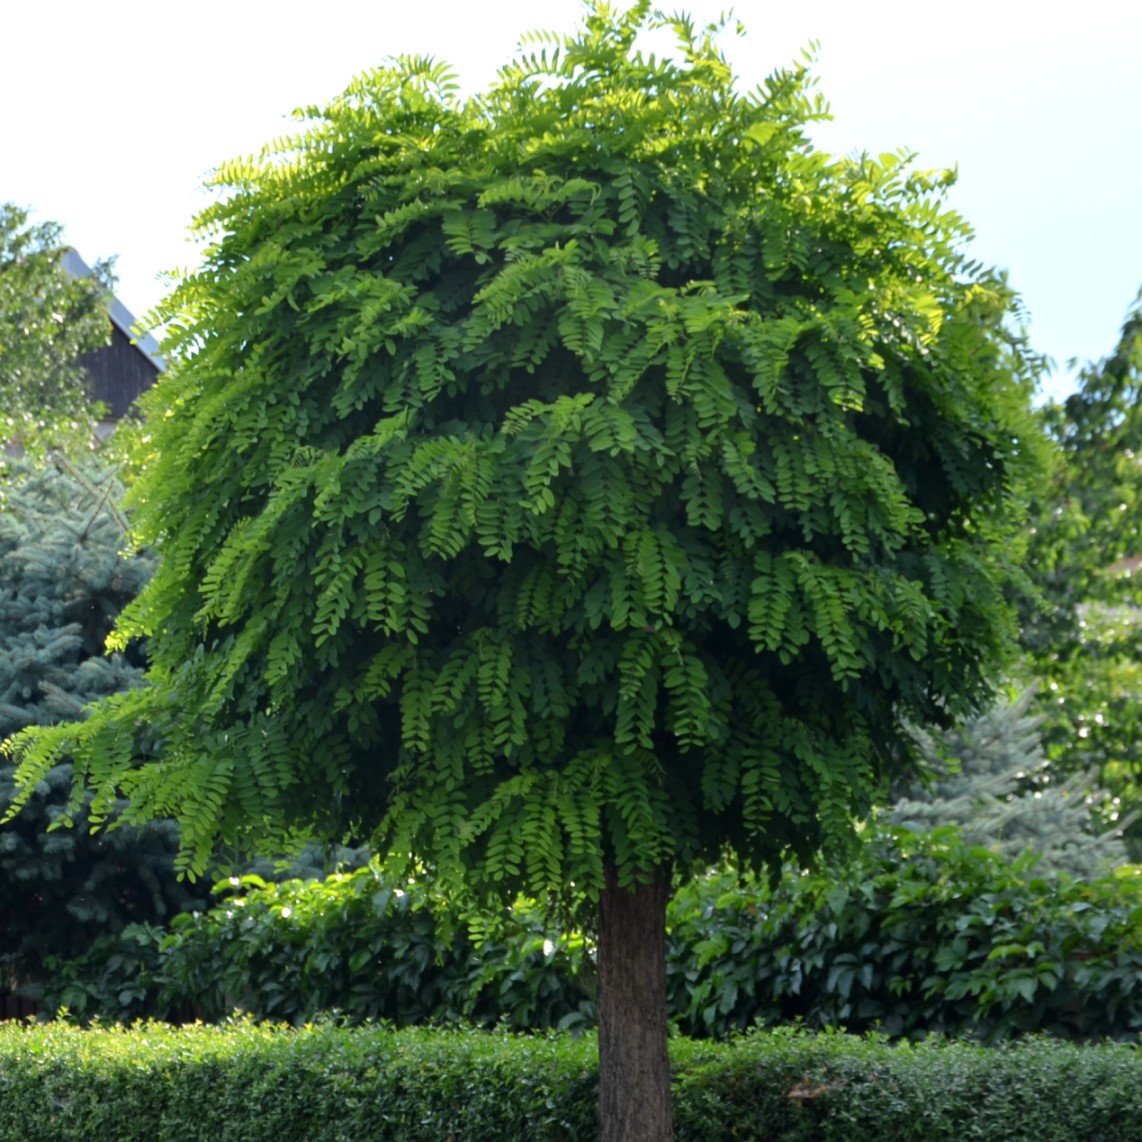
xmin=62 ymin=248 xmax=165 ymax=419
xmin=62 ymin=248 xmax=165 ymax=372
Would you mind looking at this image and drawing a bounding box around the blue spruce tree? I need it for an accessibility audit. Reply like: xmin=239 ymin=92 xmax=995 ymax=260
xmin=0 ymin=456 xmax=208 ymax=996
xmin=887 ymin=691 xmax=1133 ymax=879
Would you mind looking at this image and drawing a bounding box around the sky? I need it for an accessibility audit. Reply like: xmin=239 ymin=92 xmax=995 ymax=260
xmin=4 ymin=0 xmax=1140 ymax=403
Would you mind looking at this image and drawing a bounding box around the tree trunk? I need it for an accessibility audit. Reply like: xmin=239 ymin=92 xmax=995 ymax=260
xmin=596 ymin=865 xmax=674 ymax=1141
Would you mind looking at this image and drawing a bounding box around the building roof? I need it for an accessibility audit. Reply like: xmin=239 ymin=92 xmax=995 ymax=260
xmin=61 ymin=248 xmax=165 ymax=373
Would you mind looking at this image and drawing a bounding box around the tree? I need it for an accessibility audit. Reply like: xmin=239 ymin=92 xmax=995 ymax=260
xmin=1018 ymin=296 xmax=1142 ymax=845
xmin=0 ymin=204 xmax=114 ymax=443
xmin=888 ymin=692 xmax=1131 ymax=880
xmin=4 ymin=5 xmax=1043 ymax=1136
xmin=0 ymin=456 xmax=209 ymax=993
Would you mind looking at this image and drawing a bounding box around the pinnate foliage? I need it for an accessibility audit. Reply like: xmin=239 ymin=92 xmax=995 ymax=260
xmin=6 ymin=4 xmax=1042 ymax=899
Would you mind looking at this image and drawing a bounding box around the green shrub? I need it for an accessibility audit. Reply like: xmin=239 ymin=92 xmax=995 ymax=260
xmin=40 ymin=829 xmax=1142 ymax=1043
xmin=666 ymin=828 xmax=1142 ymax=1042
xmin=0 ymin=1021 xmax=1139 ymax=1141
xmin=44 ymin=866 xmax=595 ymax=1031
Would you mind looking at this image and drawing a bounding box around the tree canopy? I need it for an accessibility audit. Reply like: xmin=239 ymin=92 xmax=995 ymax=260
xmin=0 ymin=204 xmax=114 ymax=443
xmin=1018 ymin=295 xmax=1142 ymax=841
xmin=4 ymin=3 xmax=1042 ymax=889
xmin=2 ymin=6 xmax=1047 ymax=1133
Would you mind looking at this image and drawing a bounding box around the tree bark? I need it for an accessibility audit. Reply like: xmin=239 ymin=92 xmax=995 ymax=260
xmin=596 ymin=865 xmax=674 ymax=1142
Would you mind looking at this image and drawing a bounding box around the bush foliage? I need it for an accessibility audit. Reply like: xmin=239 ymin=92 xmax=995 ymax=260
xmin=668 ymin=830 xmax=1142 ymax=1043
xmin=44 ymin=828 xmax=1142 ymax=1043
xmin=0 ymin=1020 xmax=1138 ymax=1142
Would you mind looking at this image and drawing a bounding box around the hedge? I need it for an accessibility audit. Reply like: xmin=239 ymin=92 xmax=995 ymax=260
xmin=0 ymin=1021 xmax=1139 ymax=1141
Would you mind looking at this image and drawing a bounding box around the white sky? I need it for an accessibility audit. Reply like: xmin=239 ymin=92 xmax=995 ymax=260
xmin=4 ymin=0 xmax=1140 ymax=402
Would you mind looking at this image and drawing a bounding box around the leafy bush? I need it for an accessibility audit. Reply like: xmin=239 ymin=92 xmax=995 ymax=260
xmin=42 ymin=829 xmax=1142 ymax=1043
xmin=44 ymin=866 xmax=595 ymax=1031
xmin=666 ymin=828 xmax=1142 ymax=1042
xmin=0 ymin=1020 xmax=1139 ymax=1142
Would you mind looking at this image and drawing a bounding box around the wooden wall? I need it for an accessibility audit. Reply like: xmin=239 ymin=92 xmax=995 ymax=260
xmin=78 ymin=325 xmax=160 ymax=419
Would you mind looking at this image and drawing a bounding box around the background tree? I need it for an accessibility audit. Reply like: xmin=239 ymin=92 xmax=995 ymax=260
xmin=0 ymin=204 xmax=114 ymax=443
xmin=888 ymin=692 xmax=1131 ymax=879
xmin=5 ymin=5 xmax=1043 ymax=1136
xmin=1019 ymin=296 xmax=1142 ymax=848
xmin=0 ymin=457 xmax=208 ymax=993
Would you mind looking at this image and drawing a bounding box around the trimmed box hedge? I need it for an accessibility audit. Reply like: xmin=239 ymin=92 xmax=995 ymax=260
xmin=0 ymin=1020 xmax=1139 ymax=1141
